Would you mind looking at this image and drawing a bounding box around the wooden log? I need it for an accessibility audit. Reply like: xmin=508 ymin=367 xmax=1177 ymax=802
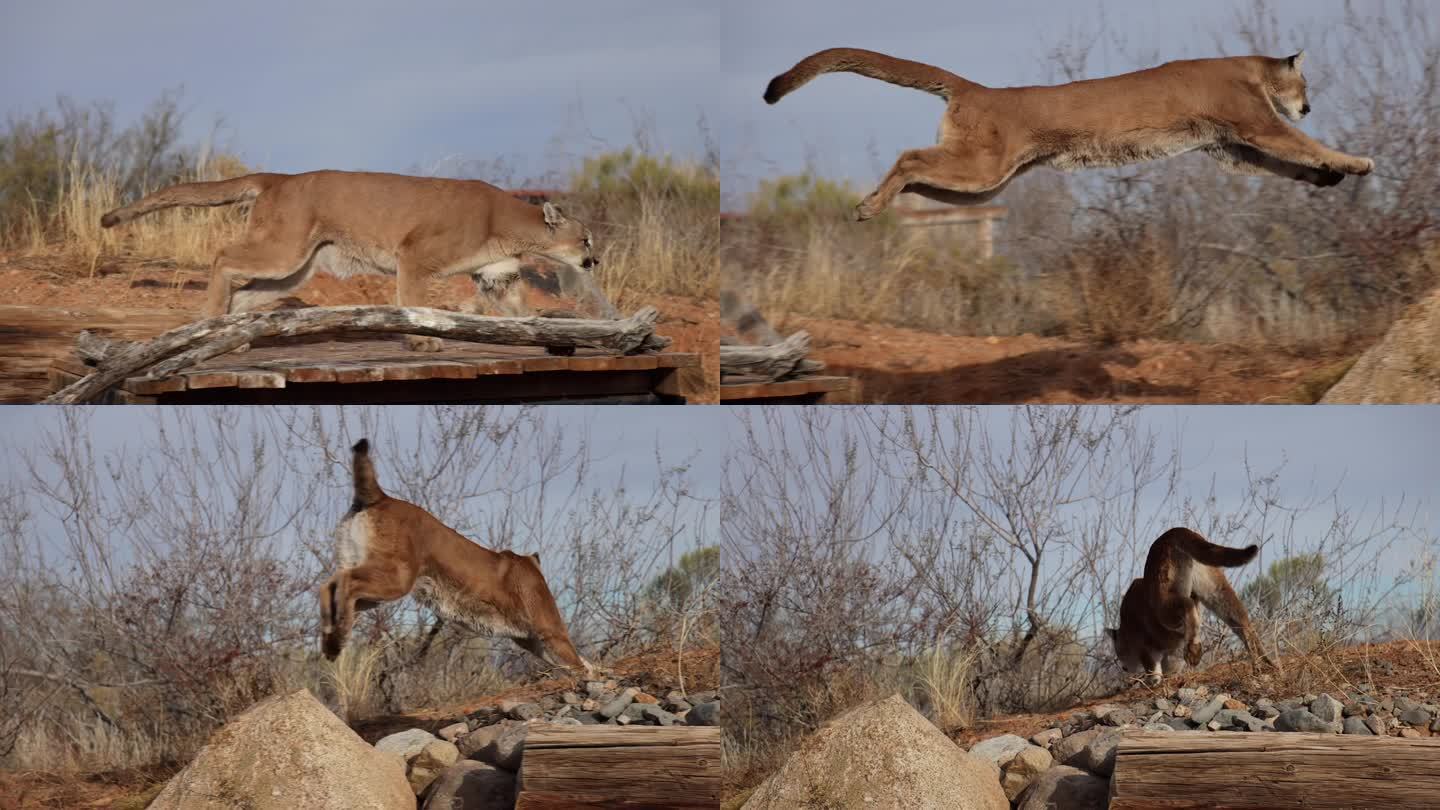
xmin=44 ymin=306 xmax=665 ymax=404
xmin=1109 ymin=731 xmax=1440 ymax=810
xmin=719 ymin=331 xmax=821 ymax=382
xmin=515 ymin=725 xmax=719 ymax=810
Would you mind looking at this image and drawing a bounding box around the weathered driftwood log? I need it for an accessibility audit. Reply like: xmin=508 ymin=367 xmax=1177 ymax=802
xmin=45 ymin=305 xmax=667 ymax=404
xmin=719 ymin=331 xmax=822 ymax=382
xmin=515 ymin=725 xmax=719 ymax=809
xmin=1109 ymin=731 xmax=1440 ymax=809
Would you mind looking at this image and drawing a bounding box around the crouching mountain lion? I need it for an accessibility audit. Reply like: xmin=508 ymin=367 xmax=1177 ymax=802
xmin=319 ymin=438 xmax=593 ymax=678
xmin=1107 ymin=527 xmax=1277 ymax=683
xmin=100 ymin=171 xmax=600 ymax=349
xmin=764 ymin=48 xmax=1374 ymax=221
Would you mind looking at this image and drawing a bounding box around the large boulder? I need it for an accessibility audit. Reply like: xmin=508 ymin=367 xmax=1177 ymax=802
xmin=1016 ymin=764 xmax=1110 ymax=810
xmin=148 ymin=689 xmax=412 ymax=810
xmin=742 ymin=694 xmax=1008 ymax=810
xmin=1322 ymin=286 xmax=1440 ymax=403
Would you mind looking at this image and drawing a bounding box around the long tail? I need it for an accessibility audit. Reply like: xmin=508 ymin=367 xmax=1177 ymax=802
xmin=99 ymin=173 xmax=284 ymax=228
xmin=764 ymin=47 xmax=972 ymax=104
xmin=1157 ymin=527 xmax=1258 ymax=569
xmin=350 ymin=438 xmax=385 ymax=510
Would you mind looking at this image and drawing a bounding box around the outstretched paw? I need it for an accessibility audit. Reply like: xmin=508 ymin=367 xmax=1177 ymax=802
xmin=1352 ymin=157 xmax=1375 ymax=176
xmin=853 ymin=199 xmax=882 ymax=222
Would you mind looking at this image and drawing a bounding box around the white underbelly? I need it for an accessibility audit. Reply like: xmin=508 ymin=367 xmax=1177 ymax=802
xmin=333 ymin=511 xmax=374 ymax=569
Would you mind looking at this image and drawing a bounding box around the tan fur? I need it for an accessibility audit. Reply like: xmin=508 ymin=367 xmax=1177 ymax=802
xmin=99 ymin=171 xmax=601 ymax=338
xmin=765 ymin=48 xmax=1374 ymax=220
xmin=1106 ymin=527 xmax=1276 ymax=683
xmin=319 ymin=438 xmax=592 ymax=677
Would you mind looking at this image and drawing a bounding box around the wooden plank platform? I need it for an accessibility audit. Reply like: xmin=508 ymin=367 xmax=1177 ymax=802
xmin=515 ymin=725 xmax=719 ymax=809
xmin=720 ymin=375 xmax=851 ymax=404
xmin=0 ymin=305 xmax=190 ymax=403
xmin=1110 ymin=731 xmax=1440 ymax=810
xmin=46 ymin=336 xmax=700 ymax=404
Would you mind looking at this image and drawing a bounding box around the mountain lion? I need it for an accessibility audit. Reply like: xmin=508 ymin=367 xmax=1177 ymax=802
xmin=100 ymin=171 xmax=601 ymax=349
xmin=319 ymin=438 xmax=592 ymax=677
xmin=764 ymin=49 xmax=1374 ymax=220
xmin=1107 ymin=527 xmax=1276 ymax=683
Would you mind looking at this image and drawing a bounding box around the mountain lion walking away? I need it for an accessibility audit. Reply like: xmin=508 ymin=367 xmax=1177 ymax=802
xmin=764 ymin=49 xmax=1374 ymax=221
xmin=1106 ymin=527 xmax=1276 ymax=683
xmin=319 ymin=438 xmax=593 ymax=678
xmin=100 ymin=171 xmax=602 ymax=350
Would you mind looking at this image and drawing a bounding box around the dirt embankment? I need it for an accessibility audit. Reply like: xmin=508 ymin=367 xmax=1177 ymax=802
xmin=768 ymin=312 xmax=1363 ymax=404
xmin=0 ymin=252 xmax=718 ymax=403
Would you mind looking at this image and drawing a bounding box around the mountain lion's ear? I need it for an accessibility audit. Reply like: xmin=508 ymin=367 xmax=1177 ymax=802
xmin=542 ymin=201 xmax=566 ymax=230
xmin=1288 ymin=50 xmax=1306 ymax=71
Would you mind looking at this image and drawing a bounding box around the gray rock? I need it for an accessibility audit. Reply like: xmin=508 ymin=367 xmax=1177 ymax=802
xmin=1342 ymin=702 xmax=1366 ymax=718
xmin=1142 ymin=722 xmax=1174 ymax=732
xmin=968 ymin=733 xmax=1030 ymax=767
xmin=687 ymin=700 xmax=719 ymax=726
xmin=376 ymin=728 xmax=441 ymax=762
xmin=585 ymin=681 xmax=609 ymax=699
xmin=665 ymin=698 xmax=692 ymax=714
xmin=437 ymin=722 xmax=469 ymax=743
xmin=1214 ymin=709 xmax=1265 ymax=732
xmin=552 ymin=717 xmax=582 ymax=726
xmin=1016 ymin=765 xmax=1109 ymax=810
xmin=598 ymin=687 xmax=638 ymax=719
xmin=639 ymin=704 xmax=676 ymax=726
xmin=1274 ymin=709 xmax=1336 ymax=733
xmin=421 ymin=760 xmax=515 ymax=810
xmin=1191 ymin=694 xmax=1229 ymax=726
xmin=407 ymin=740 xmax=461 ymax=796
xmin=508 ymin=703 xmax=543 ymax=722
xmin=1176 ymin=688 xmax=1199 ymax=704
xmin=1310 ymin=694 xmax=1343 ymax=723
xmin=1163 ymin=716 xmax=1193 ymax=731
xmin=1343 ymin=716 xmax=1375 ymax=735
xmin=622 ymin=703 xmax=647 ymax=722
xmin=1399 ymin=707 xmax=1433 ymax=727
xmin=1050 ymin=728 xmax=1101 ymax=769
xmin=459 ymin=721 xmax=527 ymax=771
xmin=1364 ymin=714 xmax=1388 ymax=736
xmin=561 ymin=691 xmax=583 ymax=706
xmin=1395 ymin=696 xmax=1421 ymax=713
xmin=1078 ymin=729 xmax=1125 ymax=777
xmin=1154 ymin=698 xmax=1175 ymax=713
xmin=1000 ymin=745 xmax=1054 ymax=802
xmin=1031 ymin=728 xmax=1063 ymax=748
xmin=1100 ymin=706 xmax=1137 ymax=726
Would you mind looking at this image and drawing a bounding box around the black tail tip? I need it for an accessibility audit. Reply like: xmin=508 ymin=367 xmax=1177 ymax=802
xmin=763 ymin=78 xmax=784 ymax=104
xmin=352 ymin=438 xmax=369 ymax=454
xmin=99 ymin=212 xmax=119 ymax=228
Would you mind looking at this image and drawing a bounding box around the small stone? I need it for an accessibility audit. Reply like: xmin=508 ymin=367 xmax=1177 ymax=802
xmin=459 ymin=721 xmax=527 ymax=771
xmin=1051 ymin=728 xmax=1101 ymax=768
xmin=1164 ymin=717 xmax=1192 ymax=731
xmin=1016 ymin=765 xmax=1108 ymax=810
xmin=1001 ymin=745 xmax=1054 ymax=802
xmin=687 ymin=701 xmax=719 ymax=726
xmin=1031 ymin=728 xmax=1063 ymax=748
xmin=666 ymin=699 xmax=693 ymax=714
xmin=562 ymin=691 xmax=582 ymax=705
xmin=1342 ymin=702 xmax=1366 ymax=718
xmin=1400 ymin=707 xmax=1433 ymax=727
xmin=1364 ymin=714 xmax=1388 ymax=736
xmin=508 ymin=702 xmax=543 ymax=722
xmin=632 ymin=692 xmax=659 ymax=705
xmin=1310 ymin=694 xmax=1343 ymax=723
xmin=969 ymin=734 xmax=1030 ymax=767
xmin=1400 ymin=728 xmax=1422 ymax=738
xmin=585 ymin=681 xmax=609 ymax=698
xmin=1100 ymin=706 xmax=1136 ymax=726
xmin=1206 ymin=720 xmax=1222 ymax=731
xmin=599 ymin=688 xmax=638 ymax=719
xmin=1192 ymin=695 xmax=1229 ymax=725
xmin=1154 ymin=698 xmax=1175 ymax=713
xmin=1176 ymin=687 xmax=1199 ymax=704
xmin=581 ymin=699 xmax=598 ymax=712
xmin=1172 ymin=704 xmax=1192 ymax=718
xmin=1080 ymin=729 xmax=1126 ymax=777
xmin=1343 ymin=716 xmax=1374 ymax=735
xmin=615 ymin=713 xmax=633 ymax=726
xmin=407 ymin=740 xmax=461 ymax=795
xmin=420 ymin=760 xmax=514 ymax=810
xmin=553 ymin=717 xmax=582 ymax=726
xmin=375 ymin=728 xmax=439 ymax=761
xmin=437 ymin=722 xmax=468 ymax=742
xmin=639 ymin=704 xmax=676 ymax=726
xmin=1223 ymin=698 xmax=1247 ymax=711
xmin=1143 ymin=723 xmax=1174 ymax=732
xmin=1275 ymin=709 xmax=1336 ymax=733
xmin=1395 ymin=696 xmax=1420 ymax=713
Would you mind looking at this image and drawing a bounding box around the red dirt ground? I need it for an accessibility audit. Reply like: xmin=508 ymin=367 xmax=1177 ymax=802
xmin=768 ymin=311 xmax=1362 ymax=404
xmin=0 ymin=252 xmax=719 ymax=403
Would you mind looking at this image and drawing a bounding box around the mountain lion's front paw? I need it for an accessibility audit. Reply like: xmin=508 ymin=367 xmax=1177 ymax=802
xmin=1353 ymin=157 xmax=1375 ymax=175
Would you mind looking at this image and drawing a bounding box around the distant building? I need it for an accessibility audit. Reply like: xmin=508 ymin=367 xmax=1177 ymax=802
xmin=893 ymin=193 xmax=1007 ymax=260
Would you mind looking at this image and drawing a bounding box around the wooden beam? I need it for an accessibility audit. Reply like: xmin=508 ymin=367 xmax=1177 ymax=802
xmin=45 ymin=306 xmax=667 ymax=404
xmin=720 ymin=331 xmax=819 ymax=382
xmin=515 ymin=726 xmax=719 ymax=810
xmin=1110 ymin=731 xmax=1440 ymax=810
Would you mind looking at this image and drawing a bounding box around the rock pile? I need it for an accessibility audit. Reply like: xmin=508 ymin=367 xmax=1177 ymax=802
xmin=375 ymin=679 xmax=721 ymax=809
xmin=965 ymin=684 xmax=1438 ymax=809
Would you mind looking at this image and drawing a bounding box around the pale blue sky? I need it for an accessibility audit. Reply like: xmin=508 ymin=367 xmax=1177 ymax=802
xmin=1 ymin=0 xmax=718 ymax=182
xmin=720 ymin=0 xmax=1381 ymax=206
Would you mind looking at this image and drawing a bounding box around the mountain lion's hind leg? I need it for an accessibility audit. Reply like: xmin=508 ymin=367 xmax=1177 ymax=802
xmin=857 ymin=146 xmax=1016 ymax=221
